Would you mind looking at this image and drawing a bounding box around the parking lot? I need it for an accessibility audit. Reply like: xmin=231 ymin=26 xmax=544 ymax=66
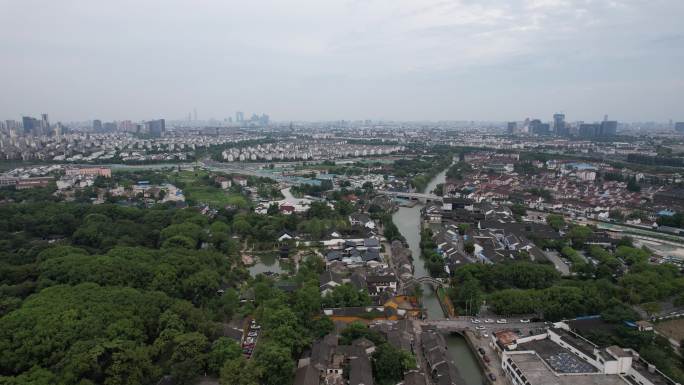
xmin=242 ymin=319 xmax=261 ymax=358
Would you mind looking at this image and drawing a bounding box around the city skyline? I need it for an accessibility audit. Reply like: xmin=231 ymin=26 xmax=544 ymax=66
xmin=3 ymin=111 xmax=681 ymax=127
xmin=1 ymin=0 xmax=683 ymax=122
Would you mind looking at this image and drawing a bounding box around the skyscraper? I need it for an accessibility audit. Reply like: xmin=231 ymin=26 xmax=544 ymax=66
xmin=93 ymin=120 xmax=102 ymax=132
xmin=40 ymin=114 xmax=50 ymax=132
xmin=235 ymin=111 xmax=244 ymax=122
xmin=553 ymin=113 xmax=566 ymax=136
xmin=600 ymin=120 xmax=617 ymax=136
xmin=103 ymin=122 xmax=117 ymax=132
xmin=145 ymin=119 xmax=165 ymax=137
xmin=507 ymin=122 xmax=517 ymax=134
xmin=675 ymin=122 xmax=684 ymax=133
xmin=22 ymin=116 xmax=38 ymax=135
xmin=579 ymin=123 xmax=600 ymax=137
xmin=530 ymin=119 xmax=550 ymax=135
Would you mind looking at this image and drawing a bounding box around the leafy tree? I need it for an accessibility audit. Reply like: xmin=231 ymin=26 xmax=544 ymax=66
xmin=627 ymin=177 xmax=641 ymax=192
xmin=372 ymin=343 xmax=416 ymax=385
xmin=267 ymin=203 xmax=280 ymax=216
xmin=162 ymin=235 xmax=196 ymax=249
xmin=207 ymin=337 xmax=241 ymax=375
xmin=335 ymin=200 xmax=355 ymax=216
xmin=600 ymin=299 xmax=639 ymax=323
xmin=510 ymin=203 xmax=527 ymax=218
xmin=450 ymin=275 xmax=482 ymax=315
xmin=0 ymin=283 xmax=209 ymax=383
xmin=340 ymin=322 xmax=385 ymax=346
xmin=381 ymin=215 xmax=403 ymax=242
xmin=292 ymin=285 xmax=322 ymax=320
xmin=220 ymin=357 xmax=259 ymax=385
xmin=546 ymin=214 xmax=565 ymax=231
xmin=616 ymin=236 xmax=634 ymax=248
xmin=160 ymin=222 xmax=203 ymax=245
xmin=252 ymin=342 xmax=294 ymax=385
xmin=209 ymin=221 xmax=231 ymax=248
xmin=615 ymin=246 xmax=650 ymax=265
xmin=321 ymin=284 xmax=371 ymax=308
xmin=641 ymin=302 xmax=661 ymax=317
xmin=169 ymin=332 xmax=209 ymax=384
xmin=0 ymin=366 xmax=57 ymax=385
xmin=567 ymin=225 xmax=592 ymax=248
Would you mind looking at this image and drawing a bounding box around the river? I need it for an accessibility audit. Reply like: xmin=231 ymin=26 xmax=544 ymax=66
xmin=392 ymin=166 xmax=484 ymax=385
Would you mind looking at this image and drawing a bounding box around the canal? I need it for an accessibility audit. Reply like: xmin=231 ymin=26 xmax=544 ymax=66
xmin=392 ymin=166 xmax=484 ymax=385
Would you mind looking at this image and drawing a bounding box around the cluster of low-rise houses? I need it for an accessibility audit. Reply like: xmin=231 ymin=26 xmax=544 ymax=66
xmin=423 ymin=199 xmax=561 ymax=273
xmin=221 ymin=141 xmax=404 ymax=162
xmin=442 ymin=151 xmax=683 ymax=224
xmin=0 ymin=165 xmax=188 ymax=206
xmin=0 ymin=131 xmax=264 ymax=162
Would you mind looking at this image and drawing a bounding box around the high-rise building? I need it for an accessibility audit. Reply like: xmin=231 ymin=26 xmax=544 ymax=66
xmin=93 ymin=120 xmax=102 ymax=132
xmin=529 ymin=119 xmax=550 ymax=135
xmin=22 ymin=116 xmax=38 ymax=134
xmin=553 ymin=113 xmax=566 ymax=136
xmin=674 ymin=122 xmax=684 ymax=133
xmin=5 ymin=120 xmax=19 ymax=132
xmin=600 ymin=120 xmax=617 ymax=136
xmin=145 ymin=119 xmax=165 ymax=137
xmin=507 ymin=122 xmax=517 ymax=134
xmin=579 ymin=123 xmax=600 ymax=137
xmin=235 ymin=111 xmax=244 ymax=122
xmin=120 ymin=120 xmax=134 ymax=132
xmin=40 ymin=114 xmax=50 ymax=134
xmin=103 ymin=122 xmax=117 ymax=132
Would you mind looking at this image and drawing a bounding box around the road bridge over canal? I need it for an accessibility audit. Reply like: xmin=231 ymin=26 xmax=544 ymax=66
xmin=376 ymin=190 xmax=442 ymax=202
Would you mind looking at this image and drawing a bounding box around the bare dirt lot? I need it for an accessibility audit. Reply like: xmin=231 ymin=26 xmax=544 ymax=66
xmin=655 ymin=318 xmax=684 ymax=342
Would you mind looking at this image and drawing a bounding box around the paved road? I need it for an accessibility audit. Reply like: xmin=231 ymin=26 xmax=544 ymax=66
xmin=464 ymin=329 xmax=509 ymax=385
xmin=411 ymin=320 xmax=434 ymax=385
xmin=425 ymin=317 xmax=545 ymax=333
xmin=543 ymin=250 xmax=571 ymax=276
xmin=376 ymin=190 xmax=441 ymax=201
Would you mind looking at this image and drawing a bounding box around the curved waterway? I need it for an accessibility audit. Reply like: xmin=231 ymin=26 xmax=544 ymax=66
xmin=392 ymin=167 xmax=484 ymax=385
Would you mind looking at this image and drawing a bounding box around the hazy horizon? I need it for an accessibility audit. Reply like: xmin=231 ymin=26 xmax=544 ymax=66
xmin=1 ymin=0 xmax=683 ymax=123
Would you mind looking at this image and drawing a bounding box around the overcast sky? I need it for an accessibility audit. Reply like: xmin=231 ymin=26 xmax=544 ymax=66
xmin=1 ymin=0 xmax=682 ymax=123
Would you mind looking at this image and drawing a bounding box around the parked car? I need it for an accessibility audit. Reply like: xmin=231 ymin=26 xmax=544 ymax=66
xmin=496 ymin=319 xmax=507 ymax=324
xmin=520 ymin=319 xmax=530 ymax=323
xmin=484 ymin=319 xmax=494 ymax=323
xmin=483 ymin=355 xmax=490 ymax=363
xmin=478 ymin=347 xmax=485 ymax=355
xmin=248 ymin=331 xmax=258 ymax=337
xmin=475 ymin=325 xmax=486 ymax=330
xmin=471 ymin=318 xmax=481 ymax=324
xmin=488 ymin=373 xmax=496 ymax=381
xmin=483 ymin=332 xmax=489 ymax=338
